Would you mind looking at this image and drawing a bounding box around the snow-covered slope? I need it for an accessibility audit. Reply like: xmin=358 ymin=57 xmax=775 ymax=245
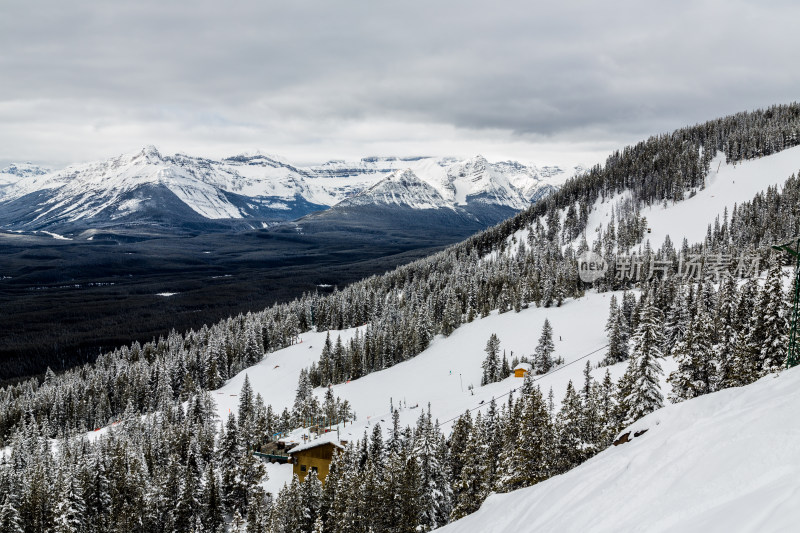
xmin=580 ymin=145 xmax=800 ymax=251
xmin=0 ymin=162 xmax=50 ymax=181
xmin=492 ymin=144 xmax=800 ymax=263
xmin=0 ymin=149 xmax=568 ymax=233
xmin=212 ymin=290 xmax=673 ymax=493
xmin=438 ymin=366 xmax=800 ymax=533
xmin=444 ymin=155 xmax=528 ymax=208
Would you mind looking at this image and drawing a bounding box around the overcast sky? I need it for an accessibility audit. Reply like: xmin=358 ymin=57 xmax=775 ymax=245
xmin=1 ymin=0 xmax=798 ymax=170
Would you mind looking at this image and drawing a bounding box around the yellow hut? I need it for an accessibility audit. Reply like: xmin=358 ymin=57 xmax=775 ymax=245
xmin=514 ymin=362 xmax=532 ymax=378
xmin=287 ymin=438 xmax=345 ymax=484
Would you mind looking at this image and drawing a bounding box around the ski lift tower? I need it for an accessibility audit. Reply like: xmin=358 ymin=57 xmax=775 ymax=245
xmin=771 ymin=238 xmax=800 ymax=368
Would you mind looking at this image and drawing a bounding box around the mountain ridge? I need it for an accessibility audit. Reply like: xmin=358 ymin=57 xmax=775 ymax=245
xmin=0 ymin=147 xmax=573 ymax=235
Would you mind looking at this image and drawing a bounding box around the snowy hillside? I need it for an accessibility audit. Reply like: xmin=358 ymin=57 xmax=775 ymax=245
xmin=212 ymin=289 xmax=673 ymax=492
xmin=213 ymin=292 xmax=638 ymax=427
xmin=491 ymin=143 xmax=800 ymax=264
xmin=205 ymin=142 xmax=800 ymax=499
xmin=582 ymin=145 xmax=800 ymax=251
xmin=0 ymin=162 xmax=50 ymax=182
xmin=3 ymin=106 xmax=799 ymax=533
xmin=437 ymin=365 xmax=800 ymax=533
xmin=0 ymin=148 xmax=569 ymax=233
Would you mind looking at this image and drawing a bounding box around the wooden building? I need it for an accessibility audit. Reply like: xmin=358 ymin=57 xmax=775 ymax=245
xmin=287 ymin=439 xmax=345 ymax=484
xmin=514 ymin=362 xmax=532 ymax=378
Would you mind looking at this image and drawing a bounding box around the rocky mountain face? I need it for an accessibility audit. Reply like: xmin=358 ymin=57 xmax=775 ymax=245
xmin=0 ymin=147 xmax=575 ymax=236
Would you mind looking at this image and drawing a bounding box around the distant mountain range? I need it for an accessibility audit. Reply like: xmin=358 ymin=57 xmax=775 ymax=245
xmin=0 ymin=147 xmax=581 ymax=236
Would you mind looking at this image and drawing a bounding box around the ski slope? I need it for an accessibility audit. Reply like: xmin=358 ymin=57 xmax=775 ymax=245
xmin=437 ymin=365 xmax=800 ymax=533
xmin=214 ymin=292 xmax=636 ymax=430
xmin=213 ymin=290 xmax=678 ymax=493
xmin=493 ymin=144 xmax=800 ymax=261
xmin=583 ymin=145 xmax=800 ymax=252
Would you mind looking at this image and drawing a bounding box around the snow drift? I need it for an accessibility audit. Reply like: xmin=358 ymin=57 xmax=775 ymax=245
xmin=437 ymin=365 xmax=800 ymax=533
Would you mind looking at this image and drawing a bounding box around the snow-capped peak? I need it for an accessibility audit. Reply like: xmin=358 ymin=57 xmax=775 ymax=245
xmin=0 ymin=162 xmax=51 ymax=191
xmin=133 ymin=145 xmax=163 ymax=163
xmin=338 ymin=169 xmax=451 ymax=209
xmin=443 ymin=154 xmax=528 ymax=208
xmin=1 ymin=162 xmax=50 ymax=179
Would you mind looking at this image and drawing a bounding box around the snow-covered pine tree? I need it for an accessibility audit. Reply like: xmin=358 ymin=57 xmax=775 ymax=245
xmin=270 ymin=476 xmax=302 ymax=533
xmin=663 ymin=284 xmax=690 ymax=355
xmin=481 ymin=334 xmax=501 ymax=385
xmin=495 ymin=386 xmax=553 ymax=492
xmin=715 ymin=272 xmax=739 ymax=389
xmin=757 ymin=257 xmax=790 ymax=374
xmin=218 ymin=412 xmax=243 ymax=510
xmin=450 ymin=412 xmax=489 ymax=520
xmin=603 ymin=295 xmax=629 ymax=365
xmin=533 ymin=319 xmax=556 ymax=374
xmin=413 ymin=409 xmax=452 ymax=531
xmin=730 ymin=278 xmax=762 ymax=386
xmin=299 ymin=471 xmax=323 ymax=532
xmin=52 ymin=471 xmax=85 ymax=533
xmin=447 ymin=412 xmax=472 ymax=488
xmin=238 ymin=375 xmax=254 ymax=424
xmin=293 ymin=370 xmax=315 ymax=427
xmin=554 ymin=381 xmax=587 ymax=473
xmin=0 ymin=498 xmax=22 ymax=533
xmin=597 ymin=369 xmax=618 ymax=447
xmin=668 ymin=297 xmax=718 ymax=402
xmin=201 ymin=463 xmax=224 ymax=532
xmin=581 ymin=362 xmax=602 ymax=456
xmin=625 ymin=293 xmax=665 ymax=424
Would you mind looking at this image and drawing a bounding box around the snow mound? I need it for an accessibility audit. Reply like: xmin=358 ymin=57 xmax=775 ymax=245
xmin=437 ymin=366 xmax=800 ymax=533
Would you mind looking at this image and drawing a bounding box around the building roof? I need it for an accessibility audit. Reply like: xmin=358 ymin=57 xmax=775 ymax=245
xmin=514 ymin=362 xmax=532 ymax=371
xmin=287 ymin=436 xmax=345 ymax=455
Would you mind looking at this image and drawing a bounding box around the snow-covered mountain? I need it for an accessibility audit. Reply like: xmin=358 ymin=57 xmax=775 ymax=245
xmin=0 ymin=147 xmax=569 ymax=234
xmin=0 ymin=162 xmax=50 ymax=196
xmin=0 ymin=162 xmax=50 ymax=180
xmin=337 ymin=169 xmax=453 ymax=209
xmin=206 ymin=138 xmax=800 ymax=527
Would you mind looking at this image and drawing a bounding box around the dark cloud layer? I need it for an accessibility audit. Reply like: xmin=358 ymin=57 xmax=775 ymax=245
xmin=1 ymin=0 xmax=798 ymax=167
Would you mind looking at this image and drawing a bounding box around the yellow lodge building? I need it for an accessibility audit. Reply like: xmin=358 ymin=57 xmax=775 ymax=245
xmin=287 ymin=438 xmax=346 ymax=484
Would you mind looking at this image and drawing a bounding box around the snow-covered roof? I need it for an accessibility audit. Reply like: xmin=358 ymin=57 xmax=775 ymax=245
xmin=514 ymin=362 xmax=532 ymax=371
xmin=286 ymin=435 xmax=345 ymax=455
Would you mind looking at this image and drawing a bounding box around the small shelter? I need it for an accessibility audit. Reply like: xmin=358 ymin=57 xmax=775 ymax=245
xmin=287 ymin=437 xmax=346 ymax=484
xmin=514 ymin=362 xmax=532 ymax=378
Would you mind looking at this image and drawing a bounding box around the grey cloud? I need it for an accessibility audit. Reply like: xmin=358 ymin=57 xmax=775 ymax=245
xmin=0 ymin=0 xmax=798 ymax=167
